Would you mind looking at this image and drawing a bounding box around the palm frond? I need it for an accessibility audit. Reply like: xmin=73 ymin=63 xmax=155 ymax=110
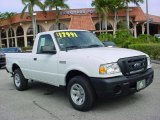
xmin=21 ymin=4 xmax=29 ymax=18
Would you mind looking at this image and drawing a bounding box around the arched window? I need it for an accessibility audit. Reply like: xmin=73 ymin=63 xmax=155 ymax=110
xmin=27 ymin=26 xmax=33 ymax=35
xmin=95 ymin=21 xmax=113 ymax=30
xmin=95 ymin=21 xmax=113 ymax=34
xmin=16 ymin=26 xmax=25 ymax=47
xmin=37 ymin=24 xmax=45 ymax=33
xmin=8 ymin=28 xmax=15 ymax=37
xmin=27 ymin=26 xmax=34 ymax=47
xmin=49 ymin=23 xmax=68 ymax=30
xmin=16 ymin=26 xmax=24 ymax=36
xmin=130 ymin=21 xmax=134 ymax=29
xmin=8 ymin=28 xmax=15 ymax=47
xmin=1 ymin=29 xmax=7 ymax=47
xmin=1 ymin=29 xmax=6 ymax=39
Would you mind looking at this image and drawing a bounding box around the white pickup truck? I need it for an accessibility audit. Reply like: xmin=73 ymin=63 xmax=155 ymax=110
xmin=6 ymin=30 xmax=154 ymax=111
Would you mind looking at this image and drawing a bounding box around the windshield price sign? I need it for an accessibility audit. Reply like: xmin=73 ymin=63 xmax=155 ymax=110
xmin=55 ymin=32 xmax=78 ymax=38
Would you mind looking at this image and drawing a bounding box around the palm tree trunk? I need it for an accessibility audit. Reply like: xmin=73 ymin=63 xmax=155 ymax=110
xmin=49 ymin=6 xmax=52 ymax=11
xmin=34 ymin=16 xmax=37 ymax=35
xmin=104 ymin=17 xmax=108 ymax=33
xmin=10 ymin=26 xmax=14 ymax=47
xmin=99 ymin=14 xmax=102 ymax=34
xmin=113 ymin=10 xmax=117 ymax=36
xmin=32 ymin=16 xmax=36 ymax=39
xmin=126 ymin=3 xmax=130 ymax=29
xmin=55 ymin=6 xmax=59 ymax=30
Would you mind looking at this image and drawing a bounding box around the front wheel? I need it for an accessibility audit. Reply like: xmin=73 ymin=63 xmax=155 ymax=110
xmin=67 ymin=76 xmax=95 ymax=111
xmin=13 ymin=69 xmax=28 ymax=91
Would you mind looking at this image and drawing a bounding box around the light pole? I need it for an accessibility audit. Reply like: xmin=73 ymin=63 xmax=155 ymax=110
xmin=146 ymin=0 xmax=150 ymax=35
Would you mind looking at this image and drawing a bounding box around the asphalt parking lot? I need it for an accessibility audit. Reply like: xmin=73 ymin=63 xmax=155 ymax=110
xmin=0 ymin=63 xmax=160 ymax=120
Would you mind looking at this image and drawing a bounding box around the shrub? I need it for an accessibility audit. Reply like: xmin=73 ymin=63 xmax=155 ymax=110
xmin=136 ymin=34 xmax=157 ymax=43
xmin=129 ymin=43 xmax=160 ymax=60
xmin=114 ymin=29 xmax=135 ymax=48
xmin=22 ymin=46 xmax=32 ymax=52
xmin=98 ymin=33 xmax=114 ymax=42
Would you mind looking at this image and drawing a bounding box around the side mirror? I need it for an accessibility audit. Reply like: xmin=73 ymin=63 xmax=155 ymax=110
xmin=41 ymin=46 xmax=56 ymax=54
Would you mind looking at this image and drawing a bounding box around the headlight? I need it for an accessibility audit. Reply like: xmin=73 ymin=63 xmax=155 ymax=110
xmin=99 ymin=63 xmax=121 ymax=74
xmin=147 ymin=57 xmax=152 ymax=68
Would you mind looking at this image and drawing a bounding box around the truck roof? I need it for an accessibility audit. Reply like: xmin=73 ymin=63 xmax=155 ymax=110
xmin=37 ymin=29 xmax=87 ymax=36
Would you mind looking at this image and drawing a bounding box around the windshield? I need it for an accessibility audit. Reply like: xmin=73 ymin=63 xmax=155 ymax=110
xmin=54 ymin=31 xmax=104 ymax=50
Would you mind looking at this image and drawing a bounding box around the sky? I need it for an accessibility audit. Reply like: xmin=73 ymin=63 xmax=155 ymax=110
xmin=0 ymin=0 xmax=159 ymax=16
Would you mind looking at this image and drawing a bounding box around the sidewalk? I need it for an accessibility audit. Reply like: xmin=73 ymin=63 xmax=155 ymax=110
xmin=151 ymin=60 xmax=160 ymax=64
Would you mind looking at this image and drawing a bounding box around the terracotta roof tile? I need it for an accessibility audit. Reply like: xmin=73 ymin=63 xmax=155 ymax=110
xmin=148 ymin=14 xmax=160 ymax=24
xmin=105 ymin=7 xmax=147 ymax=22
xmin=0 ymin=7 xmax=155 ymax=28
xmin=69 ymin=15 xmax=95 ymax=30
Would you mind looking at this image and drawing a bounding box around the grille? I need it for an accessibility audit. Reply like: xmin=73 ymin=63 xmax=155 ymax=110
xmin=118 ymin=56 xmax=147 ymax=76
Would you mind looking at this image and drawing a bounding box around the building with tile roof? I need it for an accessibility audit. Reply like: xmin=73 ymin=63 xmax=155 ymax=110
xmin=0 ymin=7 xmax=159 ymax=48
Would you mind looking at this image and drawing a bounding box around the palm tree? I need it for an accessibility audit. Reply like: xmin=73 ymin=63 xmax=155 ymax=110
xmin=0 ymin=12 xmax=16 ymax=19
xmin=107 ymin=0 xmax=124 ymax=35
xmin=91 ymin=0 xmax=109 ymax=33
xmin=21 ymin=0 xmax=44 ymax=39
xmin=124 ymin=0 xmax=144 ymax=29
xmin=44 ymin=0 xmax=69 ymax=30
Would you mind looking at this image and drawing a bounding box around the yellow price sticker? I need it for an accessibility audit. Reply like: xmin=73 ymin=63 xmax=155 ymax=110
xmin=56 ymin=32 xmax=78 ymax=38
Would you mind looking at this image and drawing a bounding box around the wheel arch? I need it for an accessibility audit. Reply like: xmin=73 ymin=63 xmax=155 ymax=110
xmin=12 ymin=63 xmax=21 ymax=73
xmin=65 ymin=70 xmax=91 ymax=87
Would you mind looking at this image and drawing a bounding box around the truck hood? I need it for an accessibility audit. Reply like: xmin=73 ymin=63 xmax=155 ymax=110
xmin=69 ymin=47 xmax=147 ymax=63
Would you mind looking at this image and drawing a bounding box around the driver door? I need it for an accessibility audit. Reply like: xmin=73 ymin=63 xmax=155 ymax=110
xmin=29 ymin=34 xmax=59 ymax=86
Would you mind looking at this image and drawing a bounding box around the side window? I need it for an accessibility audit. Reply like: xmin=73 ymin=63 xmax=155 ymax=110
xmin=37 ymin=34 xmax=56 ymax=54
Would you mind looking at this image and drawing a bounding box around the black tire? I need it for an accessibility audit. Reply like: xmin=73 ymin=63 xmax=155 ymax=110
xmin=67 ymin=76 xmax=95 ymax=111
xmin=13 ymin=69 xmax=28 ymax=91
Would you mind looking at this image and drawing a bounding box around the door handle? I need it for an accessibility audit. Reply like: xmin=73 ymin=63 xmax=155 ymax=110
xmin=33 ymin=58 xmax=37 ymax=61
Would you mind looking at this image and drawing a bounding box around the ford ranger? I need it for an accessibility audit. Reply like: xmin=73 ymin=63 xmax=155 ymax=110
xmin=6 ymin=30 xmax=154 ymax=111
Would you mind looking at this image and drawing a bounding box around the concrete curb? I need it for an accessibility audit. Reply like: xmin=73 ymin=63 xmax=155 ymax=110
xmin=151 ymin=60 xmax=160 ymax=65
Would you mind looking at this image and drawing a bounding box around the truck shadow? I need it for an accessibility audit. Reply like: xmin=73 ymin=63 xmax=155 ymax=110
xmin=28 ymin=81 xmax=66 ymax=96
xmin=27 ymin=81 xmax=144 ymax=112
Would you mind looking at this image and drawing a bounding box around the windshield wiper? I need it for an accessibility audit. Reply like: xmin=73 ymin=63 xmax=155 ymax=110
xmin=65 ymin=46 xmax=80 ymax=51
xmin=86 ymin=44 xmax=102 ymax=48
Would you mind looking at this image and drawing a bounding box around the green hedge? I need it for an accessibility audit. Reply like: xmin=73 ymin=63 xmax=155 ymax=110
xmin=128 ymin=44 xmax=160 ymax=59
xmin=98 ymin=33 xmax=114 ymax=42
xmin=22 ymin=46 xmax=33 ymax=52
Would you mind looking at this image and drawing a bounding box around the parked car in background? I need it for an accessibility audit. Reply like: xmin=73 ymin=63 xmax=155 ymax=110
xmin=154 ymin=34 xmax=160 ymax=38
xmin=1 ymin=47 xmax=22 ymax=53
xmin=103 ymin=41 xmax=116 ymax=47
xmin=0 ymin=51 xmax=6 ymax=68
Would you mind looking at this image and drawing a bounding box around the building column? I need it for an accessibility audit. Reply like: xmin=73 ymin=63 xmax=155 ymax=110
xmin=0 ymin=30 xmax=1 ymax=48
xmin=141 ymin=23 xmax=145 ymax=34
xmin=134 ymin=23 xmax=137 ymax=38
xmin=24 ymin=28 xmax=27 ymax=47
xmin=14 ymin=28 xmax=17 ymax=47
xmin=158 ymin=25 xmax=160 ymax=33
xmin=6 ymin=29 xmax=9 ymax=48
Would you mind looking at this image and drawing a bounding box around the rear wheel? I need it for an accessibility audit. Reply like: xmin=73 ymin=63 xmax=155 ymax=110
xmin=67 ymin=76 xmax=95 ymax=111
xmin=13 ymin=69 xmax=28 ymax=91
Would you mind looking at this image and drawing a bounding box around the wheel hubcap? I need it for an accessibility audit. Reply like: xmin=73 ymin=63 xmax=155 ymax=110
xmin=70 ymin=84 xmax=85 ymax=105
xmin=15 ymin=73 xmax=21 ymax=87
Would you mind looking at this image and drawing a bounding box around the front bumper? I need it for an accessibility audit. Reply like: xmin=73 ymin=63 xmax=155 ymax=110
xmin=90 ymin=68 xmax=154 ymax=97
